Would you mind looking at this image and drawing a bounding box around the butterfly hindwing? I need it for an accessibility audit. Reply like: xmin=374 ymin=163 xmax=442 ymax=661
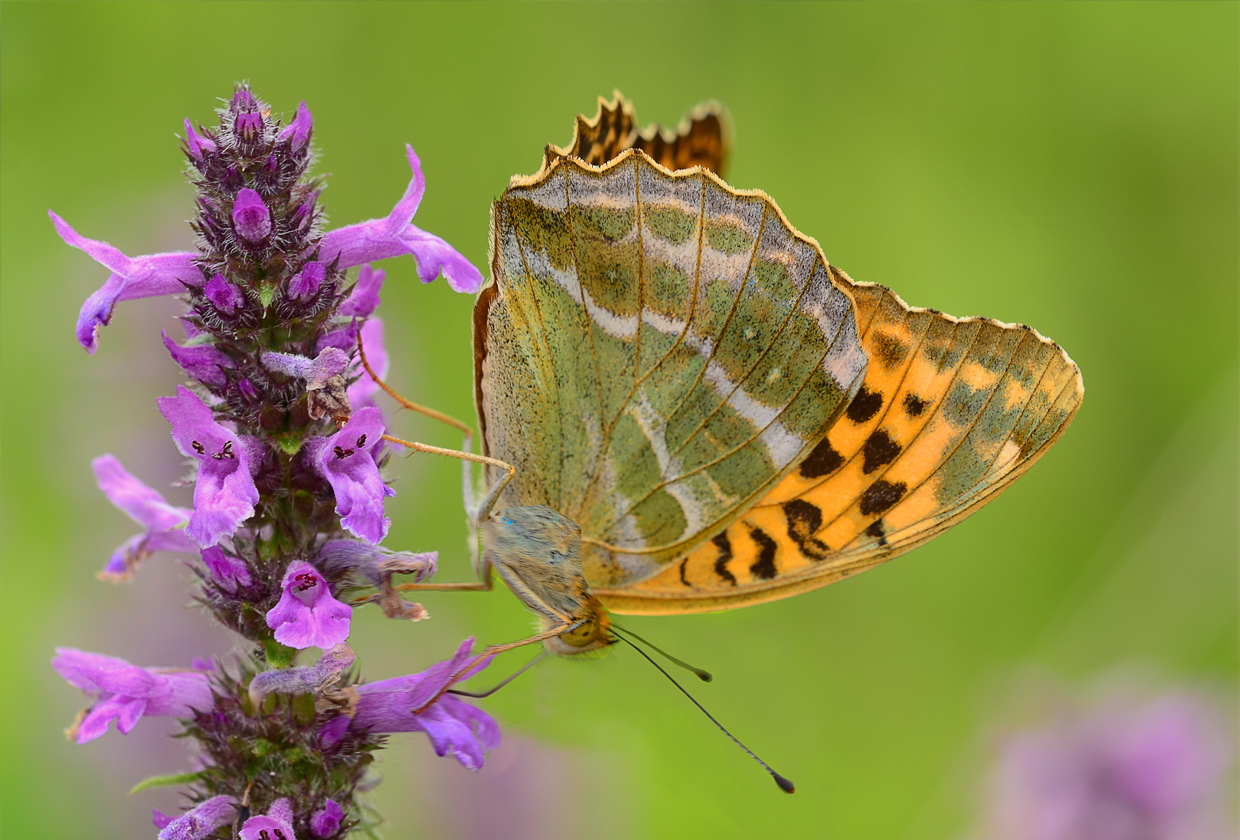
xmin=478 ymin=151 xmax=867 ymax=590
xmin=595 ymin=275 xmax=1084 ymax=614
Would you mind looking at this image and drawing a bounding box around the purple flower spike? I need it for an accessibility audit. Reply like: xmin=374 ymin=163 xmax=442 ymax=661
xmin=266 ymin=560 xmax=352 ymax=650
xmin=157 ymin=796 xmax=237 ymax=840
xmin=232 ymin=188 xmax=271 ymax=243
xmin=156 ymin=386 xmax=260 ymax=547
xmin=50 ymin=211 xmax=202 ymax=352
xmin=318 ymin=146 xmax=483 ymax=293
xmin=52 ymin=648 xmax=213 ymax=743
xmin=279 ymin=101 xmax=314 ymax=152
xmin=204 ymin=273 xmax=243 ymax=314
xmin=310 ymin=799 xmax=343 ymax=838
xmin=239 ymin=799 xmax=296 ymax=840
xmin=183 ymin=119 xmax=217 ymax=161
xmin=200 ymin=546 xmax=252 ymax=592
xmin=306 ymin=407 xmax=393 ymax=543
xmin=162 ymin=330 xmax=235 ymax=389
xmin=332 ymin=638 xmax=499 ymax=770
xmin=289 ymin=260 xmax=326 ymax=300
xmin=92 ymin=454 xmax=198 ymax=581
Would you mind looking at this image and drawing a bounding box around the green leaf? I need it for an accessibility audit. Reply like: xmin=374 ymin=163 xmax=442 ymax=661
xmin=129 ymin=771 xmax=201 ymax=795
xmin=274 ymin=433 xmax=303 ymax=456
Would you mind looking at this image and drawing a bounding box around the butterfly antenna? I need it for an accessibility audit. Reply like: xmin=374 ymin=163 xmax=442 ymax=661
xmin=610 ymin=624 xmax=712 ymax=682
xmin=448 ymin=651 xmax=547 ymax=699
xmin=610 ymin=632 xmax=795 ymax=793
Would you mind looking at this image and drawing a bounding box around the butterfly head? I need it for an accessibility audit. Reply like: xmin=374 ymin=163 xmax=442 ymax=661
xmin=482 ymin=505 xmax=614 ymax=656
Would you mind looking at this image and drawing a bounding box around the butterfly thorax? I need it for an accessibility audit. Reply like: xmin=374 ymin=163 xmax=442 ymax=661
xmin=482 ymin=505 xmax=613 ymax=656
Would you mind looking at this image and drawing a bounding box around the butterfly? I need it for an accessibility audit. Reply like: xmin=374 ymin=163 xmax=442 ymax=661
xmin=460 ymin=92 xmax=1083 ymax=633
xmin=391 ymin=92 xmax=1081 ymax=680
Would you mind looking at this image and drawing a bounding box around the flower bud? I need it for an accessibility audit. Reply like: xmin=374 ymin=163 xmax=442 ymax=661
xmin=288 ymin=261 xmax=326 ymax=300
xmin=204 ymin=274 xmax=242 ymax=314
xmin=183 ymin=119 xmax=217 ymax=161
xmin=278 ymin=101 xmax=313 ymax=153
xmin=232 ymin=189 xmax=271 ymax=244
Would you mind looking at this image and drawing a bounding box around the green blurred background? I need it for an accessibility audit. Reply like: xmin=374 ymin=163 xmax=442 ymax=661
xmin=2 ymin=3 xmax=1236 ymax=838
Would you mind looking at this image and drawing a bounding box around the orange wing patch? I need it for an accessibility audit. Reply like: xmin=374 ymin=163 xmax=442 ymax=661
xmin=540 ymin=92 xmax=730 ymax=178
xmin=597 ymin=270 xmax=1084 ymax=615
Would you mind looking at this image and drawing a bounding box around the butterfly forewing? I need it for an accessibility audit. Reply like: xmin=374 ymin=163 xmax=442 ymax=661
xmin=595 ymin=277 xmax=1084 ymax=614
xmin=541 ymin=92 xmax=730 ymax=178
xmin=478 ymin=151 xmax=867 ymax=588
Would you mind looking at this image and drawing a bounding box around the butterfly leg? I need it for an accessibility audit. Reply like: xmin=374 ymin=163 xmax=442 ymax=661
xmin=355 ymin=330 xmax=491 ymax=524
xmin=357 ymin=331 xmax=517 ymax=578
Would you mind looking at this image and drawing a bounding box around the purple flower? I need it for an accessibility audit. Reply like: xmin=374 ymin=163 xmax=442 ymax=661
xmin=278 ymin=101 xmax=313 ymax=152
xmin=319 ymin=146 xmax=483 ymax=293
xmin=50 ymin=211 xmax=202 ymax=353
xmin=347 ymin=318 xmax=388 ymax=411
xmin=162 ymin=329 xmax=234 ymax=389
xmin=249 ymin=644 xmax=355 ymax=706
xmin=266 ymin=560 xmax=351 ymax=650
xmin=973 ymin=685 xmax=1235 ymax=840
xmin=232 ymin=188 xmax=271 ymax=244
xmin=261 ymin=347 xmax=348 ymax=390
xmin=324 ymin=638 xmax=499 ymax=771
xmin=92 ymin=454 xmax=198 ymax=581
xmin=157 ymin=796 xmax=237 ymax=840
xmin=200 ymin=545 xmax=252 ymax=592
xmin=310 ymin=799 xmax=343 ymax=838
xmin=306 ymin=407 xmax=393 ymax=543
xmin=52 ymin=649 xmax=213 ymax=743
xmin=239 ymin=798 xmax=295 ymax=840
xmin=156 ymin=386 xmax=260 ymax=547
xmin=316 ymin=539 xmax=434 ymax=620
xmin=338 ymin=264 xmax=384 ymax=320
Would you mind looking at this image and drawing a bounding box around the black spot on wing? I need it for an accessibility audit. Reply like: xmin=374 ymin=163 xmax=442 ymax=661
xmin=872 ymin=332 xmax=910 ymax=370
xmin=861 ymin=429 xmax=902 ymax=474
xmin=783 ymin=499 xmax=830 ymax=561
xmin=859 ymin=480 xmax=907 ymax=516
xmin=712 ymin=532 xmax=737 ymax=585
xmin=845 ymin=387 xmax=884 ymax=423
xmin=903 ymin=393 xmax=928 ymax=417
xmin=749 ymin=528 xmax=779 ymax=580
xmin=800 ymin=437 xmax=845 ymax=478
xmin=678 ymin=558 xmax=690 ymax=587
xmin=865 ymin=519 xmax=888 ymax=547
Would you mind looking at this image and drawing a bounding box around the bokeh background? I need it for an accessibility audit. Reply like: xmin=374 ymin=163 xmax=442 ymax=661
xmin=2 ymin=3 xmax=1236 ymax=838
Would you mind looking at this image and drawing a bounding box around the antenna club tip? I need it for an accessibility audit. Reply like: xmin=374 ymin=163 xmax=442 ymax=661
xmin=773 ymin=772 xmax=796 ymax=794
xmin=698 ymin=671 xmax=714 ymax=683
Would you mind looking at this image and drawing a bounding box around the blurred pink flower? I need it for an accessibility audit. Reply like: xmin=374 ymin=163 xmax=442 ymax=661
xmin=972 ymin=683 xmax=1235 ymax=840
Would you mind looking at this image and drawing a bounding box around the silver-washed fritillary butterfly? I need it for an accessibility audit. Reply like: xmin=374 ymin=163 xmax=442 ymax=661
xmin=378 ymin=94 xmax=1082 ymax=789
xmin=385 ymin=94 xmax=1082 ymax=735
xmin=464 ymin=93 xmax=1082 ymax=626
